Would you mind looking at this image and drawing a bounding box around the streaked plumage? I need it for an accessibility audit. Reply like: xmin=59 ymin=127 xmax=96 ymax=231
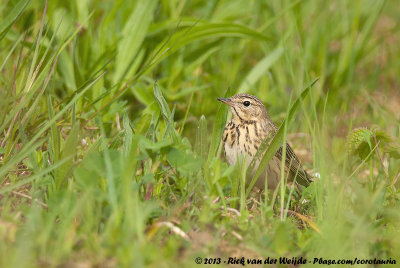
xmin=218 ymin=93 xmax=312 ymax=190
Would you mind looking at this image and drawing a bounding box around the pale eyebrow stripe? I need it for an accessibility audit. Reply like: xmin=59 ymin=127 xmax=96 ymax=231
xmin=234 ymin=94 xmax=264 ymax=106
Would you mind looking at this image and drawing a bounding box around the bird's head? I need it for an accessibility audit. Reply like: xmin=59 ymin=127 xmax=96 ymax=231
xmin=217 ymin=93 xmax=269 ymax=122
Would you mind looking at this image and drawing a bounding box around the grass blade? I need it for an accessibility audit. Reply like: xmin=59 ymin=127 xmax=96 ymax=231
xmin=153 ymin=82 xmax=180 ymax=143
xmin=122 ymin=113 xmax=133 ymax=157
xmin=208 ymin=87 xmax=235 ymax=162
xmin=0 ymin=72 xmax=105 ymax=181
xmin=195 ymin=115 xmax=208 ymax=159
xmin=0 ymin=0 xmax=31 ymax=41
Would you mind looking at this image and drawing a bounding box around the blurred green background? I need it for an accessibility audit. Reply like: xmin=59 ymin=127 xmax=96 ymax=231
xmin=0 ymin=0 xmax=399 ymax=267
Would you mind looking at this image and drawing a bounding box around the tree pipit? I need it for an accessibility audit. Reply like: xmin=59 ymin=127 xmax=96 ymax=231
xmin=217 ymin=93 xmax=312 ymax=190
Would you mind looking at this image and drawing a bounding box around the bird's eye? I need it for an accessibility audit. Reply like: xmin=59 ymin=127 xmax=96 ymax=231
xmin=243 ymin=101 xmax=250 ymax=107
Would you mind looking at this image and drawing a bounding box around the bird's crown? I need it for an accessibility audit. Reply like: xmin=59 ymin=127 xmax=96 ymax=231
xmin=217 ymin=93 xmax=269 ymax=122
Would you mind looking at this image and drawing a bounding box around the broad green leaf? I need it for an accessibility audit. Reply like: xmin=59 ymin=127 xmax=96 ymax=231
xmin=113 ymin=0 xmax=158 ymax=82
xmin=137 ymin=135 xmax=173 ymax=152
xmin=147 ymin=22 xmax=272 ymax=70
xmin=272 ymin=223 xmax=290 ymax=254
xmin=75 ymin=0 xmax=89 ymax=28
xmin=238 ymin=47 xmax=283 ymax=92
xmin=131 ymin=84 xmax=154 ymax=106
xmin=58 ymin=50 xmax=77 ymax=91
xmin=161 ymin=23 xmax=271 ymax=54
xmin=57 ymin=123 xmax=80 ymax=188
xmin=135 ymin=113 xmax=153 ymax=135
xmin=167 ymin=147 xmax=202 ymax=176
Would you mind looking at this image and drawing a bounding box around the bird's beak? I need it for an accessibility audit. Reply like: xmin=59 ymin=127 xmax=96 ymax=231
xmin=217 ymin=97 xmax=234 ymax=107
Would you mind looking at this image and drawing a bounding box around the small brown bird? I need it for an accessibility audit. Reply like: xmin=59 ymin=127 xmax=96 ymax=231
xmin=217 ymin=93 xmax=312 ymax=190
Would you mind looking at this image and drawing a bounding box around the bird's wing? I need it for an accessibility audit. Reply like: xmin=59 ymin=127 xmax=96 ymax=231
xmin=275 ymin=143 xmax=312 ymax=187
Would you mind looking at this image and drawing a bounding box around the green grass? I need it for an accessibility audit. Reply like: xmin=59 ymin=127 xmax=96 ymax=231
xmin=1 ymin=0 xmax=400 ymax=266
